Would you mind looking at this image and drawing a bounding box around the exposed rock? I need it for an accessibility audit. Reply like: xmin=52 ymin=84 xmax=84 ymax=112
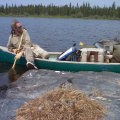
xmin=0 ymin=69 xmax=120 ymax=120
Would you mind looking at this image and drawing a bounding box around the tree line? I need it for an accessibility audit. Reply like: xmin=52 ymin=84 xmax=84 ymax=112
xmin=0 ymin=2 xmax=120 ymax=18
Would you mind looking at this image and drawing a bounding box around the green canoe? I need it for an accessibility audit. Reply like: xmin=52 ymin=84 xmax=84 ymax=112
xmin=0 ymin=46 xmax=120 ymax=73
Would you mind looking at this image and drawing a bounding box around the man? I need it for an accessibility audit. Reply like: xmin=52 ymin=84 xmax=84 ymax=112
xmin=7 ymin=19 xmax=49 ymax=69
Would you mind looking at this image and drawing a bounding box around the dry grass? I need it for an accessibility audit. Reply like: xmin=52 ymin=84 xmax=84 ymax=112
xmin=15 ymin=87 xmax=105 ymax=120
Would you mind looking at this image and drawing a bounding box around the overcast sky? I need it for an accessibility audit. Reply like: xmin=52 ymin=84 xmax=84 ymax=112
xmin=1 ymin=0 xmax=120 ymax=8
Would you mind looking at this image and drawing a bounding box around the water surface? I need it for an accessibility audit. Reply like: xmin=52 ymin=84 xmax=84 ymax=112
xmin=0 ymin=17 xmax=120 ymax=85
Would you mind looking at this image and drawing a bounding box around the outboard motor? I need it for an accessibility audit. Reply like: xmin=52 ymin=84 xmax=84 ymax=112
xmin=58 ymin=44 xmax=76 ymax=61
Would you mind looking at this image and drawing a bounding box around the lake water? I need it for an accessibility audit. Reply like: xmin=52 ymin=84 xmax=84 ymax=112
xmin=0 ymin=17 xmax=120 ymax=86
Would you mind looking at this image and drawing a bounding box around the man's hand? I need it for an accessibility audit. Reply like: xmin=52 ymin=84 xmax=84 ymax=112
xmin=14 ymin=51 xmax=24 ymax=60
xmin=13 ymin=49 xmax=19 ymax=54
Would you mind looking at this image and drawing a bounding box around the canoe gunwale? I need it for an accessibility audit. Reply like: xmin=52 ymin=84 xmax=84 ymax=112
xmin=0 ymin=46 xmax=15 ymax=55
xmin=36 ymin=57 xmax=120 ymax=65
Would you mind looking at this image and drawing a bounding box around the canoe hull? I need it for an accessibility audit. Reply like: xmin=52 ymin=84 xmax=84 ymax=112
xmin=0 ymin=46 xmax=120 ymax=73
xmin=35 ymin=59 xmax=120 ymax=73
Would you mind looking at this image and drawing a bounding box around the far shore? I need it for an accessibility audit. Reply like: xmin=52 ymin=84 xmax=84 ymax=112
xmin=0 ymin=14 xmax=120 ymax=20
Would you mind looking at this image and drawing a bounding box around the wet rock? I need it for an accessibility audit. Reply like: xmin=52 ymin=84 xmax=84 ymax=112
xmin=0 ymin=85 xmax=8 ymax=91
xmin=0 ymin=85 xmax=8 ymax=98
xmin=0 ymin=69 xmax=120 ymax=120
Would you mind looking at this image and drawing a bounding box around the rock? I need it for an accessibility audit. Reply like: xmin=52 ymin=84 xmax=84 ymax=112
xmin=0 ymin=69 xmax=120 ymax=120
xmin=0 ymin=85 xmax=8 ymax=91
xmin=0 ymin=85 xmax=8 ymax=98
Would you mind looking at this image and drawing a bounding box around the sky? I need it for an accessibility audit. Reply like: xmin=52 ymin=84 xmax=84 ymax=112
xmin=1 ymin=0 xmax=120 ymax=8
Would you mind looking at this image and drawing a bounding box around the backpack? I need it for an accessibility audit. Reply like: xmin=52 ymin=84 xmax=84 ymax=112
xmin=111 ymin=45 xmax=120 ymax=63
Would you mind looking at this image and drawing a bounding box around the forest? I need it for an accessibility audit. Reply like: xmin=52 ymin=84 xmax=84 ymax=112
xmin=0 ymin=2 xmax=120 ymax=19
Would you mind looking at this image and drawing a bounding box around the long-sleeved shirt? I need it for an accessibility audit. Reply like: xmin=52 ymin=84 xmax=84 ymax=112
xmin=7 ymin=29 xmax=33 ymax=52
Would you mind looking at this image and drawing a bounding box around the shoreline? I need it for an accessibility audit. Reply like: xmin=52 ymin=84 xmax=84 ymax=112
xmin=0 ymin=15 xmax=120 ymax=20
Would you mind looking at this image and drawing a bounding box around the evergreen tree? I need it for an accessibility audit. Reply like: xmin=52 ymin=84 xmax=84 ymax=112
xmin=0 ymin=1 xmax=119 ymax=19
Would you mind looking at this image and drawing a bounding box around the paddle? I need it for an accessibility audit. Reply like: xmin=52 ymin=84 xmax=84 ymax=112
xmin=11 ymin=29 xmax=25 ymax=69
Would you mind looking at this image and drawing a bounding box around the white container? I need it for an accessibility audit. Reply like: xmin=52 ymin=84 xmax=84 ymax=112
xmin=80 ymin=48 xmax=105 ymax=63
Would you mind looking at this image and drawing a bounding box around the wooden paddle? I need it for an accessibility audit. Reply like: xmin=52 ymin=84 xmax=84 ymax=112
xmin=12 ymin=29 xmax=25 ymax=69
